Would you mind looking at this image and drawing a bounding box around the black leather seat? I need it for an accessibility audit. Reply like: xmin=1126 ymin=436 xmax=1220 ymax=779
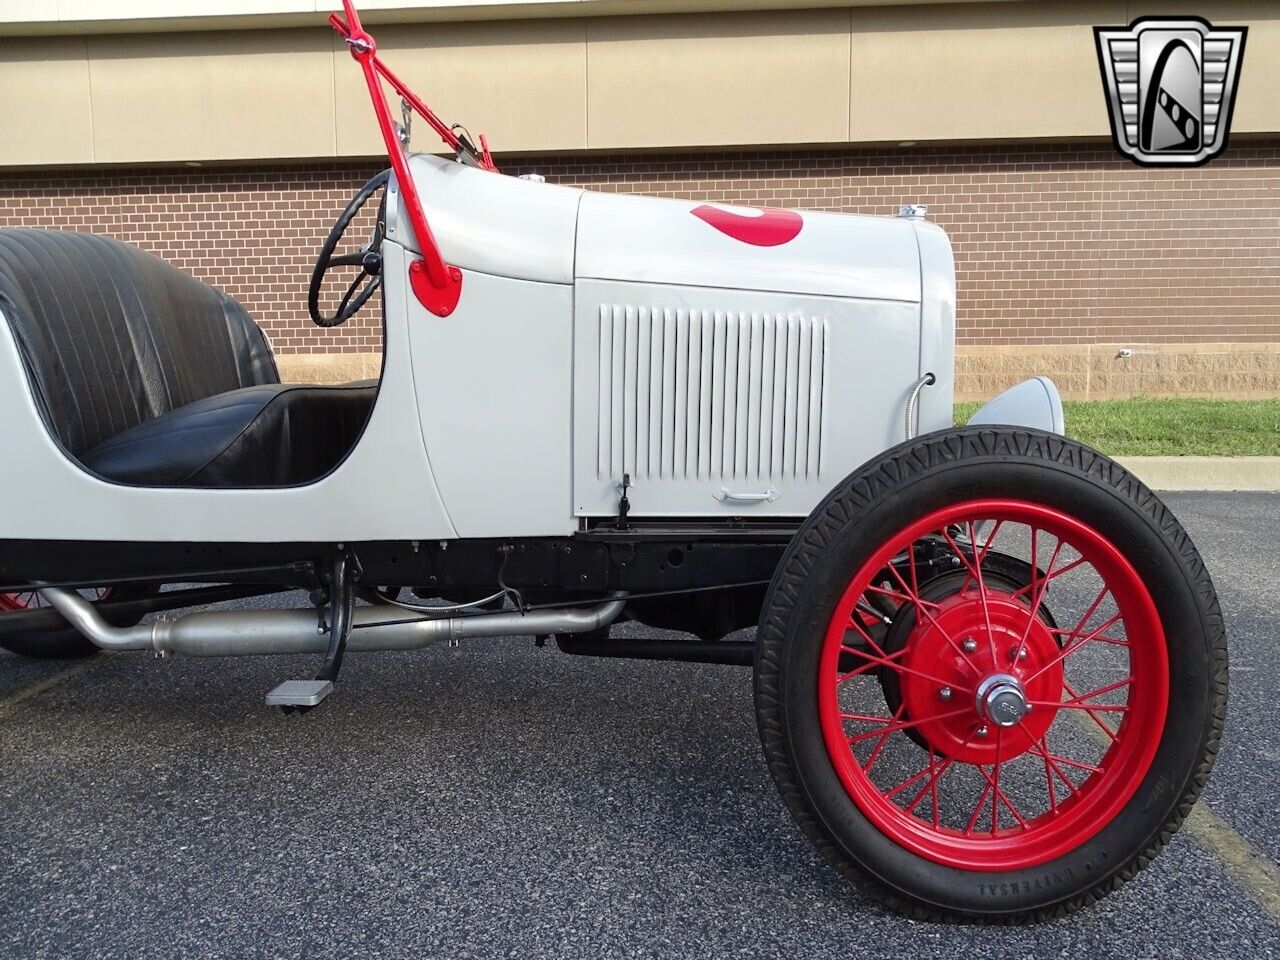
xmin=80 ymin=381 xmax=377 ymax=487
xmin=0 ymin=229 xmax=375 ymax=487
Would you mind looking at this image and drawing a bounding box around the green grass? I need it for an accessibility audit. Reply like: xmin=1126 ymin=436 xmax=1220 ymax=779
xmin=953 ymin=397 xmax=1280 ymax=457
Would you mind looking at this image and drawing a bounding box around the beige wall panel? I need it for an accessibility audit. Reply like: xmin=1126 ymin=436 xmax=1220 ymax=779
xmin=59 ymin=0 xmax=315 ymax=22
xmin=849 ymin=1 xmax=1124 ymax=143
xmin=1220 ymin=11 xmax=1280 ymax=134
xmin=57 ymin=0 xmax=315 ymax=25
xmin=0 ymin=0 xmax=54 ymax=25
xmin=333 ymin=18 xmax=586 ymax=156
xmin=5 ymin=0 xmax=1276 ymax=167
xmin=0 ymin=38 xmax=94 ymax=165
xmin=87 ymin=28 xmax=335 ymax=163
xmin=1127 ymin=0 xmax=1280 ymax=134
xmin=586 ymin=9 xmax=850 ymax=149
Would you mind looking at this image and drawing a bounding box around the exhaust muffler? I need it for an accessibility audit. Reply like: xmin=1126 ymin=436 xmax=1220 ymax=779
xmin=36 ymin=586 xmax=624 ymax=658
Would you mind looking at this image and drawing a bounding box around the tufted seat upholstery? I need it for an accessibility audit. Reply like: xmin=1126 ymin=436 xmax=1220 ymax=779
xmin=0 ymin=229 xmax=375 ymax=487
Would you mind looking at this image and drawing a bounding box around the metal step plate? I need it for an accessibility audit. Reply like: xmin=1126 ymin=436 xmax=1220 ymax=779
xmin=265 ymin=679 xmax=333 ymax=708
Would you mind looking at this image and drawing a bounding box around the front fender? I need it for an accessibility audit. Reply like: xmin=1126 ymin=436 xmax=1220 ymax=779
xmin=966 ymin=376 xmax=1065 ymax=435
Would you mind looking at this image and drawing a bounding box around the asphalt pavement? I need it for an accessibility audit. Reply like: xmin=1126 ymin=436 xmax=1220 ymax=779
xmin=0 ymin=492 xmax=1277 ymax=959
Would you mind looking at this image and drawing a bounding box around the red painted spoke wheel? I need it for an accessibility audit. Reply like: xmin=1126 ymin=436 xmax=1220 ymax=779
xmin=754 ymin=428 xmax=1226 ymax=921
xmin=0 ymin=587 xmax=112 ymax=612
xmin=818 ymin=499 xmax=1167 ymax=871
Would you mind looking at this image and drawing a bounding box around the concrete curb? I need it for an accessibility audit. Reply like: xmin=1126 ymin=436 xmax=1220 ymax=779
xmin=1115 ymin=456 xmax=1280 ymax=492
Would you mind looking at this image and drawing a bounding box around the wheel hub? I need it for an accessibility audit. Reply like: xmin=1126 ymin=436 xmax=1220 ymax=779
xmin=897 ymin=590 xmax=1063 ymax=764
xmin=975 ymin=673 xmax=1029 ymax=727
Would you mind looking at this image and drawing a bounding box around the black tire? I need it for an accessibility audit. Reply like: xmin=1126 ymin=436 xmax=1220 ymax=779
xmin=0 ymin=585 xmax=153 ymax=660
xmin=754 ymin=427 xmax=1227 ymax=922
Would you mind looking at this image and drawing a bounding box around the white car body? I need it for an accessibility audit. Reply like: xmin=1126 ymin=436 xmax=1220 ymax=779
xmin=0 ymin=155 xmax=1052 ymax=544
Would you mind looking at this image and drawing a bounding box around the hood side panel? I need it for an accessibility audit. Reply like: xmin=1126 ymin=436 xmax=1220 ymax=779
xmin=576 ymin=191 xmax=922 ymax=303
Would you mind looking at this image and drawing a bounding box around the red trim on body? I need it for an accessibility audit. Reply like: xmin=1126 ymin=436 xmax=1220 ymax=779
xmin=409 ymin=259 xmax=463 ymax=317
xmin=690 ymin=204 xmax=803 ymax=246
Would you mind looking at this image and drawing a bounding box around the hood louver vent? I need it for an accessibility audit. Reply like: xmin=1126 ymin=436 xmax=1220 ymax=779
xmin=596 ymin=304 xmax=827 ymax=483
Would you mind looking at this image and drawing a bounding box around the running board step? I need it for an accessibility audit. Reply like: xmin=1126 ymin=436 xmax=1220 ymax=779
xmin=265 ymin=679 xmax=333 ymax=709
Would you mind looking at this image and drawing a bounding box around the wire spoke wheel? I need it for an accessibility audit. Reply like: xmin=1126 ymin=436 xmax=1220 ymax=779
xmin=819 ymin=500 xmax=1167 ymax=871
xmin=0 ymin=587 xmax=112 ymax=612
xmin=754 ymin=428 xmax=1226 ymax=921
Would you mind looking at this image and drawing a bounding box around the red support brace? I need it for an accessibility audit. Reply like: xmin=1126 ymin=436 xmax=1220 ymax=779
xmin=330 ymin=1 xmax=498 ymax=317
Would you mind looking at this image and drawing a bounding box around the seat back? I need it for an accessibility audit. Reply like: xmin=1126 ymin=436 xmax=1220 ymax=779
xmin=0 ymin=229 xmax=279 ymax=458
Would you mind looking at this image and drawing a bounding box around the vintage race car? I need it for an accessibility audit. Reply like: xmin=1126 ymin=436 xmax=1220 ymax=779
xmin=0 ymin=0 xmax=1225 ymax=923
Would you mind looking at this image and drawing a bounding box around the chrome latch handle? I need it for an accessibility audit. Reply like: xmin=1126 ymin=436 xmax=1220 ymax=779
xmin=716 ymin=487 xmax=779 ymax=504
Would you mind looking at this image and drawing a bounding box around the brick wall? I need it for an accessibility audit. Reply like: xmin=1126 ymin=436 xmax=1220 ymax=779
xmin=0 ymin=163 xmax=387 ymax=356
xmin=0 ymin=141 xmax=1277 ymax=363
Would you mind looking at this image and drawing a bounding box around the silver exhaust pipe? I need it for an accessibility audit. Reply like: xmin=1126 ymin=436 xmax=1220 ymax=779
xmin=36 ymin=586 xmax=624 ymax=658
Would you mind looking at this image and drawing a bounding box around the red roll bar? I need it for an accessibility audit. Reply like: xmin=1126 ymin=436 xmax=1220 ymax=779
xmin=330 ymin=0 xmax=498 ymax=317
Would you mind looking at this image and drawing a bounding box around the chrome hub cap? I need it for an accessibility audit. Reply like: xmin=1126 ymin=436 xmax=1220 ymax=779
xmin=975 ymin=673 xmax=1029 ymax=728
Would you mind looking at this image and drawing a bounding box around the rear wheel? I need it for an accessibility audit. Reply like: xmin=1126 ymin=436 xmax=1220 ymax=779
xmin=0 ymin=585 xmax=151 ymax=659
xmin=754 ymin=427 xmax=1226 ymax=921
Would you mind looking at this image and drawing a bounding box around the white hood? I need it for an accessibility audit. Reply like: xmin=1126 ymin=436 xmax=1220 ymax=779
xmin=394 ymin=155 xmax=921 ymax=303
xmin=576 ymin=191 xmax=921 ymax=303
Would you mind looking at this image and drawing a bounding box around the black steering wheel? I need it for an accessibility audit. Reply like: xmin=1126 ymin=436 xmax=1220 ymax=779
xmin=308 ymin=169 xmax=391 ymax=328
